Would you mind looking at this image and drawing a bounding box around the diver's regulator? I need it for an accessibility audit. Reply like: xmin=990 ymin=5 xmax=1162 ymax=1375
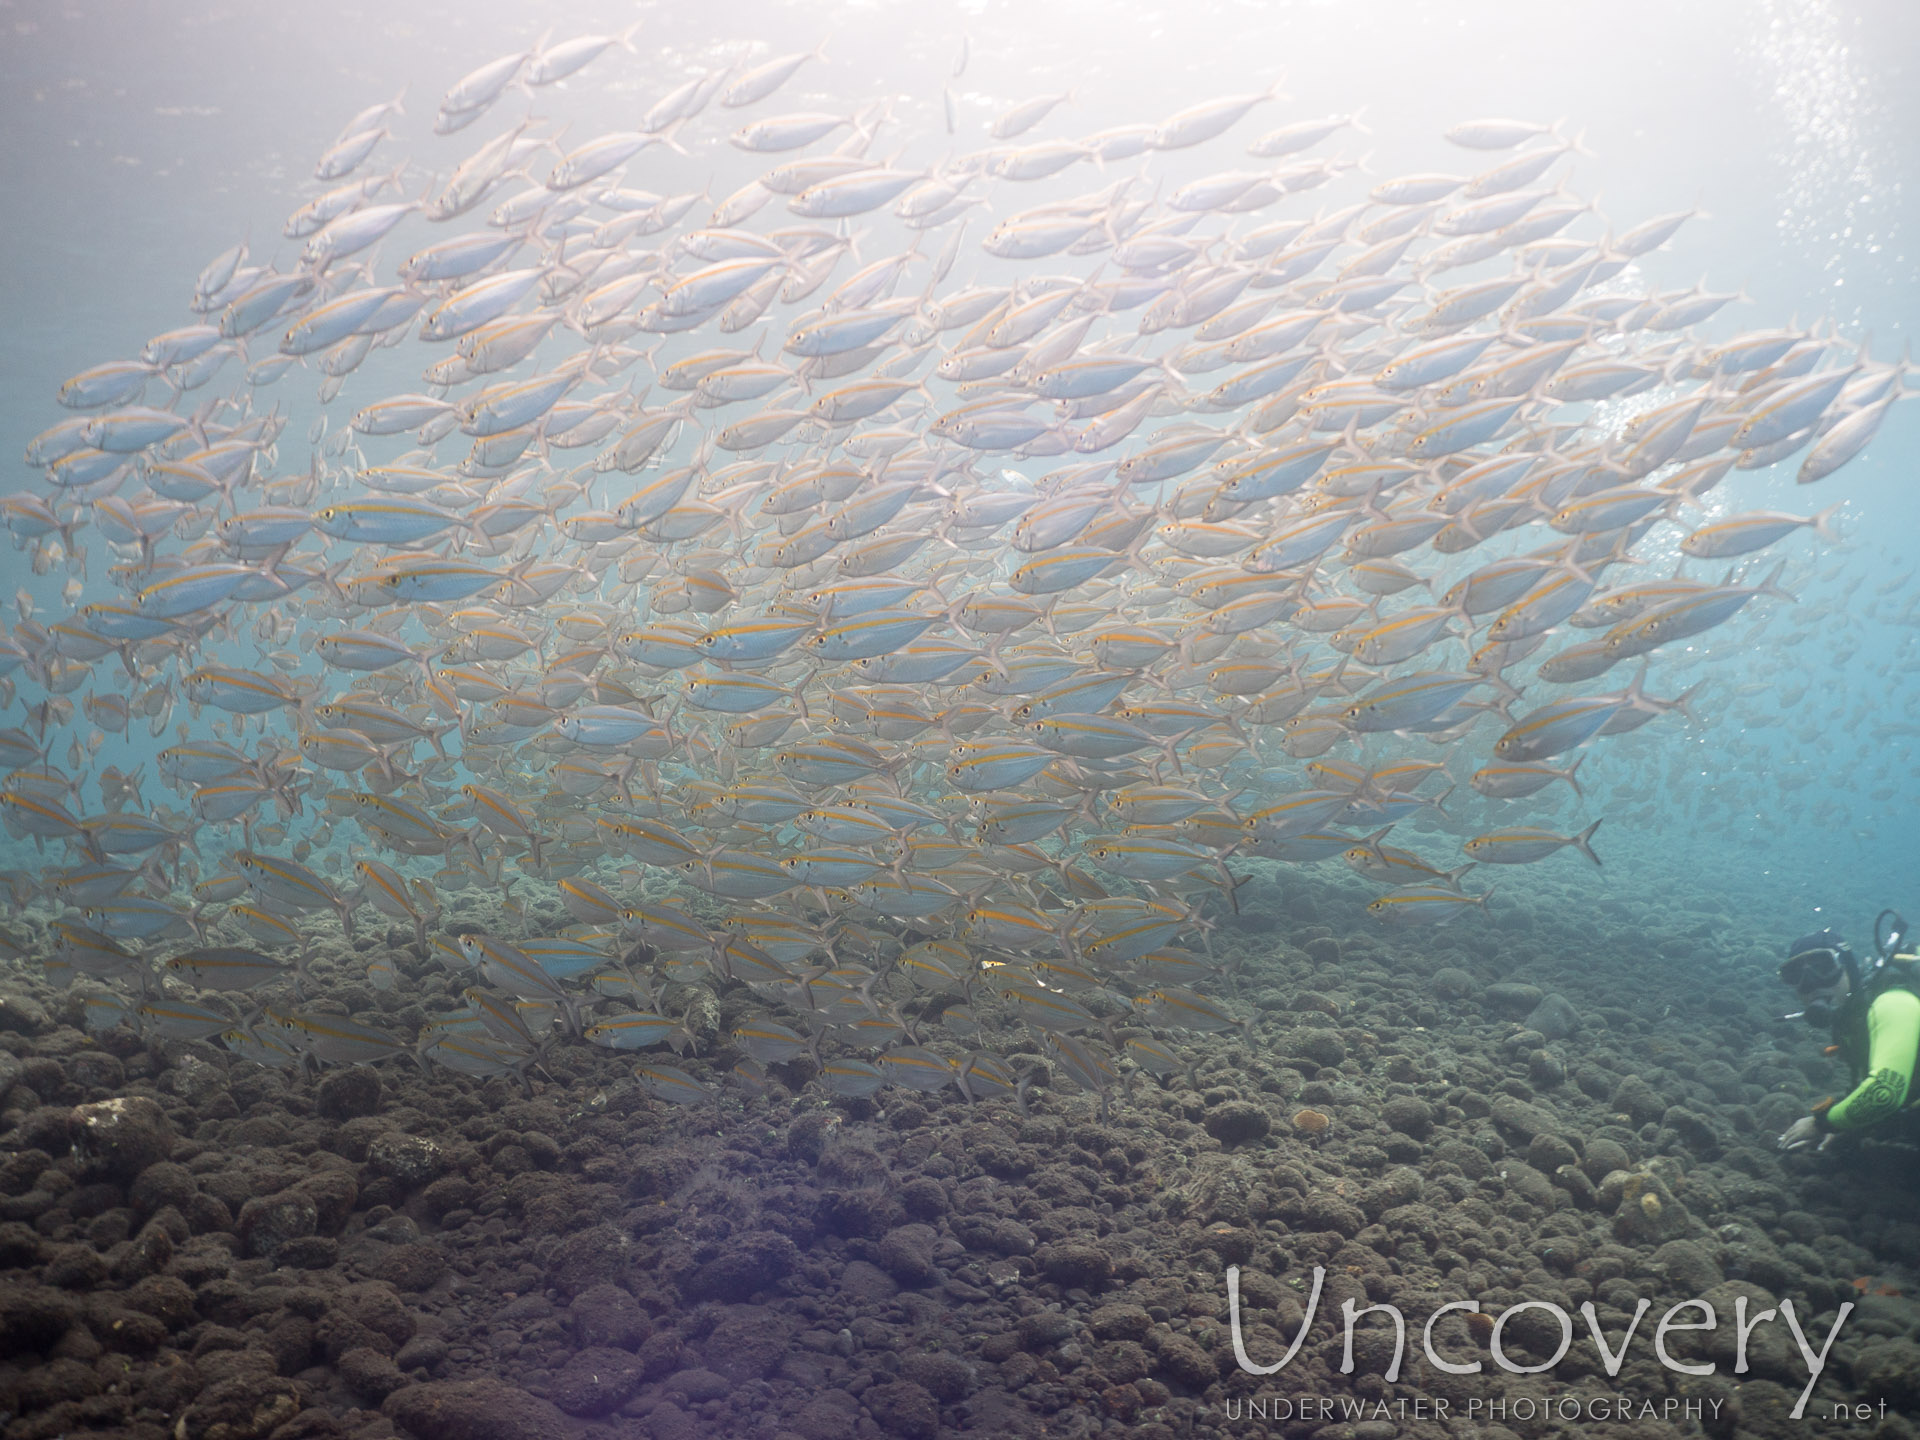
xmin=1779 ymin=910 xmax=1918 ymax=1024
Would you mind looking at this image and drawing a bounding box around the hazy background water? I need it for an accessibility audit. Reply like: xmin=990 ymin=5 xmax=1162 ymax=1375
xmin=2 ymin=0 xmax=1917 ymax=964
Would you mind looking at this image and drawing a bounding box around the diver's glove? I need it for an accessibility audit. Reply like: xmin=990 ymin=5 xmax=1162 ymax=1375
xmin=1777 ymin=1115 xmax=1832 ymax=1153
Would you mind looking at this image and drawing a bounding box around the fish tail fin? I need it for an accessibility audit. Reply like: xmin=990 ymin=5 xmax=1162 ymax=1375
xmin=1485 ymin=669 xmax=1527 ymax=707
xmin=1561 ymin=755 xmax=1585 ymax=800
xmin=1757 ymin=560 xmax=1797 ymax=605
xmin=1155 ymin=727 xmax=1192 ymax=777
xmin=1475 ymin=886 xmax=1497 ymax=912
xmin=1221 ymin=866 xmax=1250 ymax=915
xmin=953 ymin=1054 xmax=978 ymax=1104
xmin=1573 ymin=818 xmax=1603 ymax=867
xmin=612 ymin=755 xmax=641 ymax=803
xmin=1669 ymin=682 xmax=1706 ymax=725
xmin=1811 ymin=501 xmax=1845 ymax=543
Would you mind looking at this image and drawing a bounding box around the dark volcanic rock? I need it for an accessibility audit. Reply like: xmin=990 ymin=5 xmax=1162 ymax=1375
xmin=793 ymin=1389 xmax=862 ymax=1440
xmin=664 ymin=1367 xmax=729 ymax=1402
xmin=1489 ymin=1094 xmax=1561 ymax=1143
xmin=1288 ymin=1030 xmax=1346 ymax=1068
xmin=551 ymin=1345 xmax=645 ymax=1416
xmin=396 ymin=1334 xmax=450 ymax=1374
xmin=899 ymin=1350 xmax=973 ymax=1402
xmin=786 ymin=1111 xmax=839 ymax=1163
xmin=237 ymin=1190 xmax=318 ymax=1261
xmin=899 ymin=1175 xmax=949 ymax=1219
xmin=338 ymin=1345 xmax=409 ymax=1404
xmin=0 ymin=1222 xmax=39 ymax=1268
xmin=130 ymin=1160 xmax=197 ymax=1215
xmin=1037 ymin=1242 xmax=1111 ymax=1289
xmin=839 ymin=1258 xmax=899 ymax=1303
xmin=702 ymin=1307 xmax=793 ymax=1382
xmin=1485 ymin=983 xmax=1543 ymax=1013
xmin=0 ymin=993 xmax=51 ymax=1035
xmin=817 ymin=1142 xmax=888 ymax=1188
xmin=1526 ymin=993 xmax=1582 ymax=1039
xmin=384 ymin=1379 xmax=570 ymax=1440
xmin=549 ymin=1221 xmax=630 ymax=1298
xmin=570 ymin=1283 xmax=650 ymax=1349
xmin=1610 ymin=1075 xmax=1666 ymax=1126
xmin=374 ymin=1240 xmax=451 ymax=1292
xmin=277 ymin=1235 xmax=338 ymax=1270
xmin=1016 ymin=1311 xmax=1073 ymax=1351
xmin=368 ymin=1132 xmax=446 ymax=1188
xmin=864 ymin=1378 xmax=940 ymax=1440
xmin=1155 ymin=1331 xmax=1220 ymax=1391
xmin=1203 ymin=1101 xmax=1271 ymax=1146
xmin=1089 ymin=1303 xmax=1152 ymax=1341
xmin=876 ymin=1222 xmax=940 ymax=1285
xmin=124 ymin=1274 xmax=195 ymax=1329
xmin=192 ymin=1373 xmax=305 ymax=1439
xmin=682 ymin=1229 xmax=797 ymax=1302
xmin=44 ymin=1241 xmax=109 ymax=1288
xmin=11 ymin=1354 xmax=101 ymax=1410
xmin=314 ymin=1068 xmax=382 ymax=1120
xmin=1850 ymin=1339 xmax=1920 ymax=1410
xmin=1381 ymin=1095 xmax=1433 ymax=1140
xmin=0 ymin=1284 xmax=77 ymax=1358
xmin=0 ymin=1147 xmax=51 ymax=1197
xmin=324 ymin=1283 xmax=416 ymax=1359
xmin=419 ymin=1175 xmax=477 ymax=1220
xmin=69 ymin=1096 xmax=173 ymax=1181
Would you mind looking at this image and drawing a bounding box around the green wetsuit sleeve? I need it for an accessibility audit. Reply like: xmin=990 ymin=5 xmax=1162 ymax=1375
xmin=1827 ymin=989 xmax=1920 ymax=1131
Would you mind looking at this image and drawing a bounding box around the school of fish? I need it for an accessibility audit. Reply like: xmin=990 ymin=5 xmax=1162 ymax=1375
xmin=0 ymin=29 xmax=1904 ymax=1112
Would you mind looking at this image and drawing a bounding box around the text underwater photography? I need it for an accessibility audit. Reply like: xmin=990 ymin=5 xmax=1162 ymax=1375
xmin=1208 ymin=1264 xmax=1879 ymax=1430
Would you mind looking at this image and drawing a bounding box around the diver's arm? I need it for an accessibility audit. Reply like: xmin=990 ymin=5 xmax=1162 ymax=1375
xmin=1821 ymin=989 xmax=1920 ymax=1132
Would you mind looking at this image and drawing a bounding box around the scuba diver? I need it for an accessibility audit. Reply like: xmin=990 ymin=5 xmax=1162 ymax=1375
xmin=1777 ymin=912 xmax=1920 ymax=1153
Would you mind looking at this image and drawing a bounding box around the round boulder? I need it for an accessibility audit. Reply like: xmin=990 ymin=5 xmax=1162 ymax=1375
xmin=69 ymin=1097 xmax=173 ymax=1182
xmin=1290 ymin=1030 xmax=1346 ymax=1068
xmin=383 ymin=1379 xmax=570 ymax=1440
xmin=368 ymin=1133 xmax=445 ymax=1189
xmin=1037 ymin=1242 xmax=1112 ymax=1290
xmin=875 ymin=1223 xmax=939 ymax=1286
xmin=1380 ymin=1096 xmax=1432 ymax=1140
xmin=1526 ymin=994 xmax=1582 ymax=1040
xmin=898 ymin=1351 xmax=973 ymax=1403
xmin=238 ymin=1191 xmax=318 ymax=1262
xmin=1203 ymin=1101 xmax=1271 ymax=1147
xmin=129 ymin=1161 xmax=197 ymax=1216
xmin=569 ymin=1284 xmax=650 ymax=1350
xmin=315 ymin=1068 xmax=382 ymax=1121
xmin=864 ymin=1379 xmax=939 ymax=1440
xmin=551 ymin=1346 xmax=645 ymax=1417
xmin=682 ymin=1230 xmax=797 ymax=1303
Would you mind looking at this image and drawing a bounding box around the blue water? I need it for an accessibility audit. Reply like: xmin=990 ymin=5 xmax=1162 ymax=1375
xmin=1 ymin=0 xmax=1917 ymax=955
